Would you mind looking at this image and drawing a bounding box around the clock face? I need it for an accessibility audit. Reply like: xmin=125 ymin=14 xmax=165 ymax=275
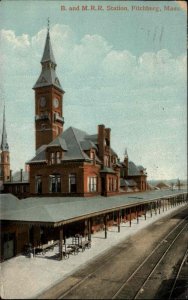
xmin=40 ymin=97 xmax=46 ymax=108
xmin=53 ymin=98 xmax=59 ymax=108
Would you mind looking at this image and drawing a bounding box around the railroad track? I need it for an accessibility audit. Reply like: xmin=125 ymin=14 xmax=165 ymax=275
xmin=168 ymin=248 xmax=188 ymax=300
xmin=58 ymin=214 xmax=187 ymax=299
xmin=112 ymin=218 xmax=187 ymax=299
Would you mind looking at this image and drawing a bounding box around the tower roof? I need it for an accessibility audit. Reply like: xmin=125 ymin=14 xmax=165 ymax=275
xmin=1 ymin=106 xmax=9 ymax=152
xmin=33 ymin=25 xmax=64 ymax=92
xmin=41 ymin=30 xmax=56 ymax=65
xmin=124 ymin=147 xmax=128 ymax=157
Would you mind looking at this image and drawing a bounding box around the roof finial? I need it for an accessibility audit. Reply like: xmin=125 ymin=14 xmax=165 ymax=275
xmin=47 ymin=17 xmax=50 ymax=32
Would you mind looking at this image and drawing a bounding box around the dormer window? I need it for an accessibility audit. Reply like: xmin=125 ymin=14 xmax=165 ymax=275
xmin=51 ymin=152 xmax=55 ymax=164
xmin=104 ymin=156 xmax=110 ymax=167
xmin=49 ymin=151 xmax=62 ymax=165
xmin=57 ymin=151 xmax=61 ymax=164
xmin=90 ymin=150 xmax=95 ymax=160
xmin=112 ymin=156 xmax=117 ymax=164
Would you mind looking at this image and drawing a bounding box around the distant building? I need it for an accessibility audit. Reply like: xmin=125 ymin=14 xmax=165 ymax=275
xmin=3 ymin=169 xmax=30 ymax=199
xmin=120 ymin=149 xmax=147 ymax=192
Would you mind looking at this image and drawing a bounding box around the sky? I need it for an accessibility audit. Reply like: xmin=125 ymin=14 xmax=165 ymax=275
xmin=0 ymin=0 xmax=187 ymax=180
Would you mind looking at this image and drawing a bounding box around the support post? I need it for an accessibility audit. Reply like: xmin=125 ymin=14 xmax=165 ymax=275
xmin=155 ymin=201 xmax=157 ymax=215
xmin=88 ymin=218 xmax=91 ymax=241
xmin=118 ymin=211 xmax=120 ymax=233
xmin=163 ymin=199 xmax=165 ymax=212
xmin=158 ymin=200 xmax=161 ymax=214
xmin=150 ymin=203 xmax=152 ymax=217
xmin=104 ymin=215 xmax=107 ymax=239
xmin=59 ymin=226 xmax=63 ymax=260
xmin=136 ymin=206 xmax=139 ymax=224
xmin=129 ymin=208 xmax=132 ymax=227
xmin=144 ymin=205 xmax=147 ymax=220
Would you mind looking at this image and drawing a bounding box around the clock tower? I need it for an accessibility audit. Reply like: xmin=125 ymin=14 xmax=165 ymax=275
xmin=33 ymin=24 xmax=65 ymax=151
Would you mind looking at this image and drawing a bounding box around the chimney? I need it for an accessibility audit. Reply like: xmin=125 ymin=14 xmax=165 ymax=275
xmin=105 ymin=128 xmax=111 ymax=146
xmin=98 ymin=124 xmax=105 ymax=163
xmin=20 ymin=169 xmax=23 ymax=182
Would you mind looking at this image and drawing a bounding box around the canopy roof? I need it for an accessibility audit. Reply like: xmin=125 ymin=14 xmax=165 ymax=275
xmin=0 ymin=190 xmax=186 ymax=227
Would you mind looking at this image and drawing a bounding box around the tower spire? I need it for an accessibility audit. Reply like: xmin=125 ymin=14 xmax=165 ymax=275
xmin=47 ymin=17 xmax=50 ymax=33
xmin=33 ymin=20 xmax=63 ymax=91
xmin=1 ymin=105 xmax=9 ymax=152
xmin=124 ymin=147 xmax=128 ymax=158
xmin=40 ymin=18 xmax=56 ymax=66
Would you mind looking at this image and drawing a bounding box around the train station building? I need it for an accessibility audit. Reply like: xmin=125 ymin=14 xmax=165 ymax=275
xmin=0 ymin=26 xmax=187 ymax=262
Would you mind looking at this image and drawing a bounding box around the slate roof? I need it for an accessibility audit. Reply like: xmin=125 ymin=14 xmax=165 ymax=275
xmin=111 ymin=148 xmax=118 ymax=157
xmin=0 ymin=190 xmax=186 ymax=225
xmin=28 ymin=127 xmax=102 ymax=164
xmin=100 ymin=167 xmax=116 ymax=174
xmin=128 ymin=161 xmax=147 ymax=176
xmin=41 ymin=31 xmax=56 ymax=65
xmin=80 ymin=140 xmax=97 ymax=151
xmin=47 ymin=136 xmax=68 ymax=150
xmin=120 ymin=179 xmax=137 ymax=187
xmin=28 ymin=146 xmax=47 ymax=164
xmin=128 ymin=161 xmax=140 ymax=176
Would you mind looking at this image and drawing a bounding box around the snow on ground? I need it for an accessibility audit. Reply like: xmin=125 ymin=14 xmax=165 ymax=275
xmin=0 ymin=203 xmax=187 ymax=299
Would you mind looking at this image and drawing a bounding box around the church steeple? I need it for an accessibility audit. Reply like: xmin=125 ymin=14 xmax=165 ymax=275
xmin=33 ymin=20 xmax=65 ymax=151
xmin=0 ymin=105 xmax=10 ymax=182
xmin=1 ymin=105 xmax=9 ymax=152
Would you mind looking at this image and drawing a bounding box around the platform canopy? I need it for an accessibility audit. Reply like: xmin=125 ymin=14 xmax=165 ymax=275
xmin=0 ymin=190 xmax=186 ymax=227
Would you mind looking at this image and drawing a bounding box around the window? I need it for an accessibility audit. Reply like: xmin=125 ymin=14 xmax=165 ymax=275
xmin=56 ymin=152 xmax=61 ymax=164
xmin=112 ymin=156 xmax=116 ymax=164
xmin=51 ymin=152 xmax=55 ymax=164
xmin=90 ymin=151 xmax=95 ymax=160
xmin=108 ymin=178 xmax=113 ymax=192
xmin=69 ymin=174 xmax=77 ymax=193
xmin=49 ymin=151 xmax=62 ymax=165
xmin=113 ymin=179 xmax=117 ymax=191
xmin=88 ymin=177 xmax=97 ymax=192
xmin=35 ymin=176 xmax=42 ymax=194
xmin=104 ymin=156 xmax=109 ymax=167
xmin=49 ymin=175 xmax=61 ymax=193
